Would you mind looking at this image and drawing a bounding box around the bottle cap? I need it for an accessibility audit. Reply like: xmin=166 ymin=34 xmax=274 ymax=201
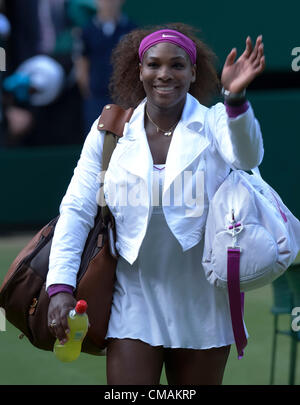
xmin=75 ymin=300 xmax=88 ymax=314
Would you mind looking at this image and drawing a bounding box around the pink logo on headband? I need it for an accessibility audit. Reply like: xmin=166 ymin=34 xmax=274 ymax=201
xmin=139 ymin=29 xmax=197 ymax=65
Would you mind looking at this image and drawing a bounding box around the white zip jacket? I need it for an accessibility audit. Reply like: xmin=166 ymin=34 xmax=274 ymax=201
xmin=46 ymin=93 xmax=264 ymax=289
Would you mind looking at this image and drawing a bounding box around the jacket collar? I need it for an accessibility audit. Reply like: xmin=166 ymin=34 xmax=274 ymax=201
xmin=117 ymin=93 xmax=210 ymax=191
xmin=163 ymin=94 xmax=209 ymax=193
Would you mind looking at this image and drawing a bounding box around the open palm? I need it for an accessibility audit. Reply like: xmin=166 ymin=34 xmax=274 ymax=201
xmin=221 ymin=35 xmax=265 ymax=93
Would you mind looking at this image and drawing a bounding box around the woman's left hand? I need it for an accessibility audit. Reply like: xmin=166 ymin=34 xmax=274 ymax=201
xmin=221 ymin=35 xmax=265 ymax=93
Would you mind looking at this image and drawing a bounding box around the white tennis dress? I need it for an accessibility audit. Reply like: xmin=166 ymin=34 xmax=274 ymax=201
xmin=105 ymin=164 xmax=238 ymax=349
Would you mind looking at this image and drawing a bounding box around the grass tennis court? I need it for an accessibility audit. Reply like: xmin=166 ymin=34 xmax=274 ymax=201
xmin=0 ymin=234 xmax=298 ymax=385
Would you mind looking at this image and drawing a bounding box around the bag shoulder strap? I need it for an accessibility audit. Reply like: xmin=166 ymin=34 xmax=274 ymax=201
xmin=97 ymin=104 xmax=134 ymax=139
xmin=97 ymin=104 xmax=134 ymax=228
xmin=98 ymin=104 xmax=134 ymax=171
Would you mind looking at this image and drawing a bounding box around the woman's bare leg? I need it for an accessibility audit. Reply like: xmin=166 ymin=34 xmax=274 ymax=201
xmin=106 ymin=338 xmax=164 ymax=385
xmin=164 ymin=345 xmax=231 ymax=385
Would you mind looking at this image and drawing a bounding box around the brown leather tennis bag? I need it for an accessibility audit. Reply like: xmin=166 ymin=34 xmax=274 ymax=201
xmin=0 ymin=105 xmax=134 ymax=355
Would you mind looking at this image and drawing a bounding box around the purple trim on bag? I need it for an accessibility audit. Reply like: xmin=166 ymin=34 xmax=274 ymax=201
xmin=228 ymin=222 xmax=242 ymax=230
xmin=47 ymin=284 xmax=74 ymax=298
xmin=227 ymin=248 xmax=247 ymax=359
xmin=271 ymin=191 xmax=288 ymax=223
xmin=225 ymin=101 xmax=249 ymax=118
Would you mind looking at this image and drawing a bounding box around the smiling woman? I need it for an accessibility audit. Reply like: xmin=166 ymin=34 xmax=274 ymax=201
xmin=140 ymin=42 xmax=196 ymax=123
xmin=109 ymin=24 xmax=220 ymax=165
xmin=46 ymin=21 xmax=265 ymax=385
xmin=140 ymin=40 xmax=197 ymax=163
xmin=109 ymin=23 xmax=219 ymax=109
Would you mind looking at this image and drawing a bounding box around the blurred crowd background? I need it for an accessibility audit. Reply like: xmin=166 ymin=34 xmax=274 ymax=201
xmin=0 ymin=0 xmax=299 ymax=230
xmin=0 ymin=0 xmax=137 ymax=148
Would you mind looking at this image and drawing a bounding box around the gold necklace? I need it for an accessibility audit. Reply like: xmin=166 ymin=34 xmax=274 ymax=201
xmin=146 ymin=110 xmax=178 ymax=137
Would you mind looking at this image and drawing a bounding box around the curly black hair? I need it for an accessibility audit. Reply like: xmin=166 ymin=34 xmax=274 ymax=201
xmin=109 ymin=22 xmax=220 ymax=109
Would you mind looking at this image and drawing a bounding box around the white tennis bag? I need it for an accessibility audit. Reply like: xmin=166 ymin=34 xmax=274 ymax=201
xmin=202 ymin=168 xmax=300 ymax=358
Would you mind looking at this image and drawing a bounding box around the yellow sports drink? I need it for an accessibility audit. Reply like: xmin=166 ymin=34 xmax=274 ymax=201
xmin=53 ymin=300 xmax=89 ymax=362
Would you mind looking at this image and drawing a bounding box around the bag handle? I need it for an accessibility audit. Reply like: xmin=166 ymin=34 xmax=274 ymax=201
xmin=250 ymin=166 xmax=261 ymax=177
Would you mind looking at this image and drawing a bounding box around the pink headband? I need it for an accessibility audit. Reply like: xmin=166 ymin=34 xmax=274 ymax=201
xmin=139 ymin=29 xmax=197 ymax=65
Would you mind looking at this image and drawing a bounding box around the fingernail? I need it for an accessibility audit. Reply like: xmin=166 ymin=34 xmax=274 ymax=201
xmin=65 ymin=329 xmax=70 ymax=334
xmin=60 ymin=338 xmax=67 ymax=345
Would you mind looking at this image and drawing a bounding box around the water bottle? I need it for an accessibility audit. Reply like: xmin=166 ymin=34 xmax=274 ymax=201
xmin=53 ymin=300 xmax=89 ymax=362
